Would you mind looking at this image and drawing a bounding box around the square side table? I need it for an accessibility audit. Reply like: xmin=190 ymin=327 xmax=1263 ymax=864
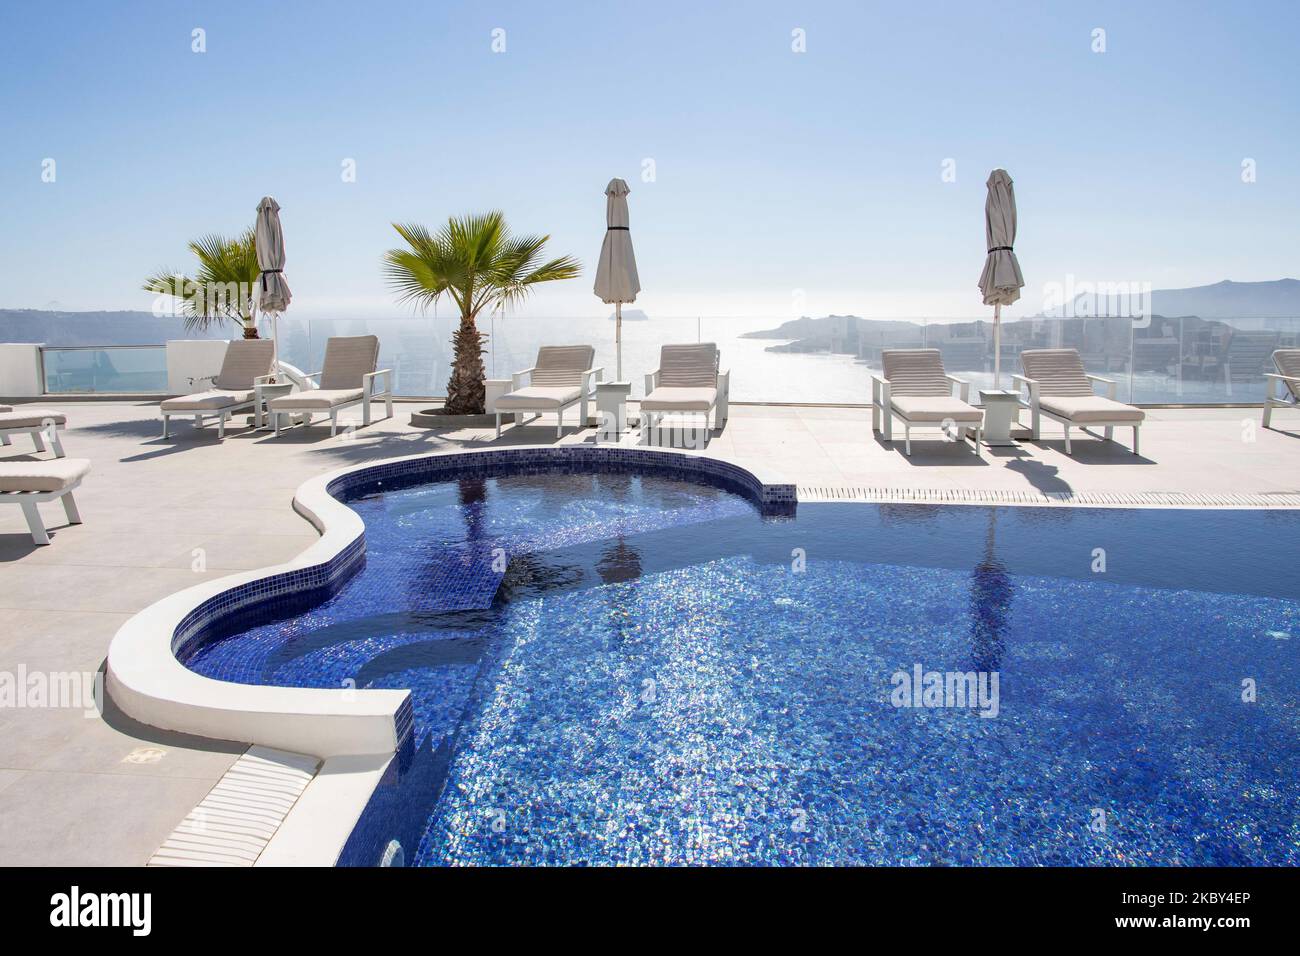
xmin=595 ymin=381 xmax=632 ymax=443
xmin=979 ymin=389 xmax=1021 ymax=446
xmin=255 ymin=381 xmax=295 ymax=431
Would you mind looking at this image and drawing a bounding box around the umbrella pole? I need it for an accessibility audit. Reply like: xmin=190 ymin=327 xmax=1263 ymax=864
xmin=271 ymin=312 xmax=280 ymax=381
xmin=616 ymin=302 xmax=623 ymax=381
xmin=993 ymin=303 xmax=1002 ymax=390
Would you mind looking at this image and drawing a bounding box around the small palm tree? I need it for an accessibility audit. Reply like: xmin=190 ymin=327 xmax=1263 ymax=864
xmin=383 ymin=211 xmax=581 ymax=415
xmin=144 ymin=229 xmax=262 ymax=338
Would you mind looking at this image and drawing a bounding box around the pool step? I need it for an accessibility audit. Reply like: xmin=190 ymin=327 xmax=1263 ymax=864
xmin=147 ymin=747 xmax=320 ymax=867
xmin=797 ymin=486 xmax=1300 ymax=509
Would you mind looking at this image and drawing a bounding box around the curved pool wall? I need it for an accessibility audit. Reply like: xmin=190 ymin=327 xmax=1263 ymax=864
xmin=106 ymin=446 xmax=795 ymax=763
xmin=108 ymin=447 xmax=1300 ymax=866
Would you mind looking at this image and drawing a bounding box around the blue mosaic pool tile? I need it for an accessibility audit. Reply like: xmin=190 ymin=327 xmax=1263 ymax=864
xmin=176 ymin=448 xmax=777 ymax=672
xmin=173 ymin=448 xmax=1300 ymax=867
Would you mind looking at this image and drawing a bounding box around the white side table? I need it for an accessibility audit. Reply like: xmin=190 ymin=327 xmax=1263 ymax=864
xmin=979 ymin=389 xmax=1021 ymax=446
xmin=484 ymin=379 xmax=511 ymax=419
xmin=255 ymin=381 xmax=295 ymax=431
xmin=595 ymin=381 xmax=632 ymax=443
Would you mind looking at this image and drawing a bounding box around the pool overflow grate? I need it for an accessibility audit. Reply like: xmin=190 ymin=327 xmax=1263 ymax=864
xmin=796 ymin=486 xmax=1300 ymax=508
xmin=147 ymin=747 xmax=319 ymax=867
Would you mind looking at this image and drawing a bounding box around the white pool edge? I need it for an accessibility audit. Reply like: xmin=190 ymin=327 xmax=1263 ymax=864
xmin=106 ymin=444 xmax=792 ymax=867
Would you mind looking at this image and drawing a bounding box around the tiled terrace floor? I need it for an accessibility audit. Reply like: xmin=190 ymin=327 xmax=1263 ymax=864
xmin=2 ymin=398 xmax=1299 ymax=864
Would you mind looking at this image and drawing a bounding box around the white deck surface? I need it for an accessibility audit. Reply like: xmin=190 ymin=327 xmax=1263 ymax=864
xmin=1 ymin=398 xmax=1298 ymax=865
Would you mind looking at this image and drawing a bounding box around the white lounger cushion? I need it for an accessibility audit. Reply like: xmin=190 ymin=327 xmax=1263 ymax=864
xmin=890 ymin=395 xmax=983 ymax=423
xmin=319 ymin=336 xmax=380 ymax=389
xmin=1019 ymin=349 xmax=1099 ymax=397
xmin=659 ymin=343 xmax=718 ymax=388
xmin=213 ymin=339 xmax=275 ymax=389
xmin=160 ymin=340 xmax=274 ymax=415
xmin=0 ymin=458 xmax=90 ymax=493
xmin=881 ymin=349 xmax=954 ymax=396
xmin=270 ymin=388 xmax=364 ymax=410
xmin=530 ymin=345 xmax=595 ymax=387
xmin=0 ymin=409 xmax=67 ymax=428
xmin=1021 ymin=349 xmax=1145 ymax=424
xmin=641 ymin=386 xmax=717 ymax=412
xmin=495 ymin=386 xmax=582 ymax=410
xmin=1039 ymin=395 xmax=1144 ymax=423
xmin=161 ymin=389 xmax=254 ymax=411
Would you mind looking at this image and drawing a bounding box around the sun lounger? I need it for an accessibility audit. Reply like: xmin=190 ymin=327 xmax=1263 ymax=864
xmin=494 ymin=346 xmax=601 ymax=439
xmin=871 ymin=349 xmax=983 ymax=455
xmin=640 ymin=343 xmax=729 ymax=445
xmin=0 ymin=458 xmax=89 ymax=545
xmin=0 ymin=408 xmax=69 ymax=456
xmin=1262 ymin=349 xmax=1300 ymax=429
xmin=269 ymin=335 xmax=392 ymax=437
xmin=160 ymin=338 xmax=276 ymax=439
xmin=1015 ymin=348 xmax=1144 ymax=454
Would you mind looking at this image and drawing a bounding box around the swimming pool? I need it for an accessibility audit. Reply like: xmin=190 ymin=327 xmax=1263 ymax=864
xmin=182 ymin=467 xmax=1300 ymax=866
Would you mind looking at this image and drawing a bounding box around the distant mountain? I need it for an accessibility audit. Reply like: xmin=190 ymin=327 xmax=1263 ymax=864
xmin=743 ymin=279 xmax=1300 ymax=354
xmin=742 ymin=315 xmax=923 ymax=353
xmin=1148 ymin=279 xmax=1300 ymax=319
xmin=743 ymin=315 xmax=919 ymax=340
xmin=0 ymin=309 xmax=225 ymax=346
xmin=607 ymin=308 xmax=650 ymax=322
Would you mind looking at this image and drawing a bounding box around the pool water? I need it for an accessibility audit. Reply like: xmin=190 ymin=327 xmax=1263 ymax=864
xmin=183 ymin=472 xmax=1300 ymax=866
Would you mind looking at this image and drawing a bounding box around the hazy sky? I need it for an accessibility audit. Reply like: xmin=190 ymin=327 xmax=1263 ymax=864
xmin=2 ymin=0 xmax=1297 ymax=321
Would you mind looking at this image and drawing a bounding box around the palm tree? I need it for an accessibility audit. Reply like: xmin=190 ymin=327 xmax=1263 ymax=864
xmin=383 ymin=211 xmax=581 ymax=415
xmin=144 ymin=229 xmax=262 ymax=338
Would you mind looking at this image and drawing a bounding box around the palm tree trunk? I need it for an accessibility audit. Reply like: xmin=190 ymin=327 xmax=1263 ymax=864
xmin=445 ymin=313 xmax=487 ymax=415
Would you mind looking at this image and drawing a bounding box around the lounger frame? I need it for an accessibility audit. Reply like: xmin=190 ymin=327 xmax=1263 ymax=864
xmin=639 ymin=368 xmax=730 ymax=447
xmin=495 ymin=366 xmax=603 ymax=439
xmin=272 ymin=369 xmax=394 ymax=437
xmin=1 ymin=475 xmax=84 ymax=545
xmin=1263 ymin=373 xmax=1300 ymax=429
xmin=1013 ymin=372 xmax=1141 ymax=455
xmin=871 ymin=373 xmax=982 ymax=456
xmin=161 ymin=374 xmax=276 ymax=440
xmin=1262 ymin=351 xmax=1300 ymax=429
xmin=0 ymin=420 xmax=66 ymax=457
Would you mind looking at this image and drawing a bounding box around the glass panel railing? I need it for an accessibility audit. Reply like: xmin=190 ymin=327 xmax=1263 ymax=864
xmin=256 ymin=313 xmax=1299 ymax=405
xmin=41 ymin=346 xmax=168 ymax=393
xmin=1129 ymin=316 xmax=1300 ymax=404
xmin=701 ymin=314 xmax=1300 ymax=405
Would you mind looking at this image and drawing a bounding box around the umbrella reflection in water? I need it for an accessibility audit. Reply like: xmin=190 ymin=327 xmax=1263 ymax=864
xmin=969 ymin=509 xmax=1013 ymax=672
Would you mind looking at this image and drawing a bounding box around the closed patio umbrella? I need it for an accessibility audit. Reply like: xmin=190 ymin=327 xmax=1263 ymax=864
xmin=593 ymin=178 xmax=640 ymax=381
xmin=978 ymin=169 xmax=1024 ymax=389
xmin=254 ymin=196 xmax=292 ymax=375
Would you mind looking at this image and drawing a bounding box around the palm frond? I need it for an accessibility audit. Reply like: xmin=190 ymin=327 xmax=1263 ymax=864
xmin=383 ymin=211 xmax=578 ymax=322
xmin=144 ymin=228 xmax=260 ymax=335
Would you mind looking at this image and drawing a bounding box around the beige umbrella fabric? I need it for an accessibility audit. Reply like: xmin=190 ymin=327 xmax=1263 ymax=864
xmin=593 ymin=178 xmax=640 ymax=380
xmin=254 ymin=196 xmax=292 ymax=373
xmin=978 ymin=169 xmax=1024 ymax=388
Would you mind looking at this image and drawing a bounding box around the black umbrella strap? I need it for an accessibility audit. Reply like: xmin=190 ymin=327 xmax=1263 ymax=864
xmin=607 ymin=226 xmax=629 ymax=231
xmin=260 ymin=269 xmax=283 ymax=292
xmin=988 ymin=246 xmax=1013 ymax=252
